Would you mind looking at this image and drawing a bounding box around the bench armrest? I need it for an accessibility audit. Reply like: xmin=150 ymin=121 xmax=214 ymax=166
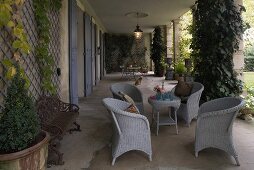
xmin=41 ymin=123 xmax=63 ymax=140
xmin=60 ymin=102 xmax=79 ymax=112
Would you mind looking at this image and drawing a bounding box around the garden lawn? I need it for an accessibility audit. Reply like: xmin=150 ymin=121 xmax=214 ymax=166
xmin=243 ymin=72 xmax=254 ymax=87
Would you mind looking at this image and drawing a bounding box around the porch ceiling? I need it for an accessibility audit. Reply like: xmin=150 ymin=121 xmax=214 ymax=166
xmin=85 ymin=0 xmax=195 ymax=33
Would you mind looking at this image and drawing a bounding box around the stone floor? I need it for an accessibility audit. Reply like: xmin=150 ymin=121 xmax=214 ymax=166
xmin=49 ymin=73 xmax=254 ymax=170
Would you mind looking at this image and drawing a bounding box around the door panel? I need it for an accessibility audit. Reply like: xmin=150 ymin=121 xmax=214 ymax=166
xmin=91 ymin=22 xmax=96 ymax=86
xmin=77 ymin=7 xmax=85 ymax=97
xmin=84 ymin=13 xmax=92 ymax=96
xmin=69 ymin=0 xmax=78 ymax=105
xmin=99 ymin=31 xmax=103 ymax=79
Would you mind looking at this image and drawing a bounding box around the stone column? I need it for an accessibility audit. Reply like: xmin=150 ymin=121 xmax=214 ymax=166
xmin=166 ymin=23 xmax=173 ymax=58
xmin=233 ymin=0 xmax=244 ymax=80
xmin=173 ymin=18 xmax=180 ymax=64
xmin=165 ymin=23 xmax=174 ymax=80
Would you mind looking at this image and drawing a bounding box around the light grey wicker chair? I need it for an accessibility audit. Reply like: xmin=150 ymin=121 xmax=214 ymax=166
xmin=171 ymin=82 xmax=204 ymax=126
xmin=195 ymin=97 xmax=245 ymax=166
xmin=110 ymin=83 xmax=144 ymax=114
xmin=102 ymin=98 xmax=152 ymax=165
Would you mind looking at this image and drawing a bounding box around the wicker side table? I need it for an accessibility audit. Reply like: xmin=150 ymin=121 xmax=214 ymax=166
xmin=148 ymin=94 xmax=181 ymax=136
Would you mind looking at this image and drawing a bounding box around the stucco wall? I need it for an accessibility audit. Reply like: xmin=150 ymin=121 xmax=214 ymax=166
xmin=59 ymin=0 xmax=70 ymax=102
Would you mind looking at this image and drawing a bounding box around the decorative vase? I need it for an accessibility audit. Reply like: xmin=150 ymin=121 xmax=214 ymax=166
xmin=0 ymin=131 xmax=50 ymax=170
xmin=155 ymin=92 xmax=163 ymax=100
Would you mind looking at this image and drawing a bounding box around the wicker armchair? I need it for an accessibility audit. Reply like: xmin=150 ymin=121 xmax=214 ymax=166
xmin=110 ymin=83 xmax=144 ymax=114
xmin=102 ymin=98 xmax=152 ymax=165
xmin=195 ymin=97 xmax=245 ymax=166
xmin=171 ymin=82 xmax=204 ymax=126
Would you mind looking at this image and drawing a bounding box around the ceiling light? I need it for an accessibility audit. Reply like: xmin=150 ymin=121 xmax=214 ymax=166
xmin=134 ymin=12 xmax=143 ymax=39
xmin=125 ymin=12 xmax=148 ymax=39
xmin=134 ymin=24 xmax=143 ymax=39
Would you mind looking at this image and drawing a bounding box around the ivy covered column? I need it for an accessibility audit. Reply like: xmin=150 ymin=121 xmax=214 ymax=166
xmin=191 ymin=0 xmax=244 ymax=101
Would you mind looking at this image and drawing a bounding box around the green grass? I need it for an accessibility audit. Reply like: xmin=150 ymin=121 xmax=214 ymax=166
xmin=243 ymin=72 xmax=254 ymax=87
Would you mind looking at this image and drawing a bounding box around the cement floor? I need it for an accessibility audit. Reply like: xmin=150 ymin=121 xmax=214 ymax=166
xmin=49 ymin=73 xmax=254 ymax=170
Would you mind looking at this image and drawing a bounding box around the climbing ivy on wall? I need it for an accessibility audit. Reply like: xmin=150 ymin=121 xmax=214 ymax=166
xmin=191 ymin=0 xmax=244 ymax=101
xmin=0 ymin=0 xmax=30 ymax=84
xmin=33 ymin=0 xmax=62 ymax=94
xmin=105 ymin=34 xmax=134 ymax=73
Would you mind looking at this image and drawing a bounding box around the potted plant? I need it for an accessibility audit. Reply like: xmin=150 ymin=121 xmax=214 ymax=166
xmin=0 ymin=1 xmax=49 ymax=169
xmin=0 ymin=64 xmax=50 ymax=170
xmin=151 ymin=26 xmax=167 ymax=77
xmin=174 ymin=62 xmax=186 ymax=81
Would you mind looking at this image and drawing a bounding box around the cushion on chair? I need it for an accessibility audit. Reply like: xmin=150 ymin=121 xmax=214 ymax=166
xmin=124 ymin=104 xmax=140 ymax=114
xmin=174 ymin=80 xmax=193 ymax=97
xmin=118 ymin=91 xmax=135 ymax=104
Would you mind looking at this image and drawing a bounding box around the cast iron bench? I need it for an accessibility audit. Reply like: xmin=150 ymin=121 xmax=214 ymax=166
xmin=36 ymin=95 xmax=81 ymax=165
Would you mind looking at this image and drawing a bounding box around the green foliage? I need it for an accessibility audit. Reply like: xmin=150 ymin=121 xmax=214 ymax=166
xmin=0 ymin=0 xmax=30 ymax=59
xmin=0 ymin=65 xmax=39 ymax=153
xmin=105 ymin=34 xmax=134 ymax=72
xmin=191 ymin=0 xmax=244 ymax=101
xmin=243 ymin=0 xmax=254 ymax=28
xmin=0 ymin=0 xmax=40 ymax=153
xmin=151 ymin=26 xmax=167 ymax=76
xmin=174 ymin=62 xmax=186 ymax=75
xmin=243 ymin=86 xmax=254 ymax=111
xmin=33 ymin=0 xmax=62 ymax=94
xmin=243 ymin=72 xmax=254 ymax=87
xmin=244 ymin=57 xmax=254 ymax=71
xmin=51 ymin=0 xmax=62 ymax=10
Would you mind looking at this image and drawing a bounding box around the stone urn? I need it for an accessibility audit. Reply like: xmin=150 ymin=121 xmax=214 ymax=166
xmin=0 ymin=131 xmax=50 ymax=170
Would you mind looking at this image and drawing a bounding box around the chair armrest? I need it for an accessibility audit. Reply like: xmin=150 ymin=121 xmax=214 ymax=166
xmin=121 ymin=111 xmax=150 ymax=130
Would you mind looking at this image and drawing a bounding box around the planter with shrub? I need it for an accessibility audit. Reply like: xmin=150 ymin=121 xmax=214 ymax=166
xmin=0 ymin=65 xmax=50 ymax=170
xmin=174 ymin=62 xmax=186 ymax=81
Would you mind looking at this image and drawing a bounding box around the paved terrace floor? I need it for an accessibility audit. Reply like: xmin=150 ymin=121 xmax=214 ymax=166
xmin=50 ymin=73 xmax=254 ymax=170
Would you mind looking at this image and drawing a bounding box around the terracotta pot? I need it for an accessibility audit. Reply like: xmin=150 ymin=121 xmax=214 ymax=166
xmin=0 ymin=131 xmax=50 ymax=170
xmin=174 ymin=73 xmax=184 ymax=81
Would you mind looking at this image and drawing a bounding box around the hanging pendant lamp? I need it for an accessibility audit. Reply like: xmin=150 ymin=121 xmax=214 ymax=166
xmin=125 ymin=12 xmax=148 ymax=39
xmin=133 ymin=12 xmax=143 ymax=39
xmin=134 ymin=24 xmax=143 ymax=39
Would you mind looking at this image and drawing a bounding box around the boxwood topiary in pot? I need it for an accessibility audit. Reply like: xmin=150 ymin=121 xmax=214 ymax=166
xmin=0 ymin=65 xmax=39 ymax=152
xmin=174 ymin=62 xmax=186 ymax=81
xmin=0 ymin=65 xmax=49 ymax=169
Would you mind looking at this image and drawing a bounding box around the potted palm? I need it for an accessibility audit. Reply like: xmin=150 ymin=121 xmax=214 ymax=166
xmin=0 ymin=64 xmax=50 ymax=170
